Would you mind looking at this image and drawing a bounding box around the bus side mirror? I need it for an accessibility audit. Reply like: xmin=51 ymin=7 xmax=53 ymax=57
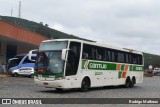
xmin=62 ymin=49 xmax=69 ymax=61
xmin=29 ymin=49 xmax=37 ymax=61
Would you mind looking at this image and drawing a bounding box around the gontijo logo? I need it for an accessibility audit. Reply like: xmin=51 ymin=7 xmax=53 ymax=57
xmin=89 ymin=63 xmax=107 ymax=69
xmin=136 ymin=67 xmax=143 ymax=71
xmin=83 ymin=60 xmax=108 ymax=70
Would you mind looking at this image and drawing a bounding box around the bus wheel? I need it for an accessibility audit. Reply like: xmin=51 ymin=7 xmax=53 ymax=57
xmin=13 ymin=73 xmax=18 ymax=77
xmin=81 ymin=77 xmax=90 ymax=92
xmin=130 ymin=77 xmax=136 ymax=87
xmin=125 ymin=77 xmax=131 ymax=88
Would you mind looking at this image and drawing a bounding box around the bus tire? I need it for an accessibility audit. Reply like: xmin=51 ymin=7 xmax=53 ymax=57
xmin=13 ymin=73 xmax=18 ymax=77
xmin=80 ymin=77 xmax=90 ymax=92
xmin=130 ymin=77 xmax=136 ymax=87
xmin=125 ymin=77 xmax=131 ymax=88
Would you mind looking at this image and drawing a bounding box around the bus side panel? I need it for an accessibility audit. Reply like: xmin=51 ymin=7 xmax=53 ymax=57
xmin=63 ymin=75 xmax=81 ymax=88
xmin=111 ymin=71 xmax=126 ymax=86
xmin=78 ymin=70 xmax=121 ymax=87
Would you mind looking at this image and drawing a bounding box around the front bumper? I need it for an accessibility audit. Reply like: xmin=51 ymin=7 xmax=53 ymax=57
xmin=34 ymin=78 xmax=65 ymax=88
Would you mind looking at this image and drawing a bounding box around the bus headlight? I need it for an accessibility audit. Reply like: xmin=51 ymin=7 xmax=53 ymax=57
xmin=34 ymin=76 xmax=38 ymax=79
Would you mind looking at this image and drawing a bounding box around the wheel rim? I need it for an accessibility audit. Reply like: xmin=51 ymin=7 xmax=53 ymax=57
xmin=82 ymin=80 xmax=89 ymax=90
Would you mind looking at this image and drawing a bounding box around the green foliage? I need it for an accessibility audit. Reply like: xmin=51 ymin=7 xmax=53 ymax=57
xmin=143 ymin=53 xmax=160 ymax=69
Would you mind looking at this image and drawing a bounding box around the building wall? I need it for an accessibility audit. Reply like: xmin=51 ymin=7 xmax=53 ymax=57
xmin=17 ymin=44 xmax=34 ymax=54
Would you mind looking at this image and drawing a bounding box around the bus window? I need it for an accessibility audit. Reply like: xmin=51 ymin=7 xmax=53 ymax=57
xmin=83 ymin=44 xmax=96 ymax=60
xmin=132 ymin=54 xmax=138 ymax=64
xmin=65 ymin=42 xmax=81 ymax=76
xmin=91 ymin=47 xmax=96 ymax=60
xmin=106 ymin=50 xmax=111 ymax=61
xmin=117 ymin=52 xmax=125 ymax=63
xmin=137 ymin=55 xmax=142 ymax=65
xmin=82 ymin=44 xmax=91 ymax=59
xmin=125 ymin=53 xmax=129 ymax=63
xmin=96 ymin=47 xmax=105 ymax=61
xmin=129 ymin=54 xmax=133 ymax=64
xmin=111 ymin=50 xmax=116 ymax=62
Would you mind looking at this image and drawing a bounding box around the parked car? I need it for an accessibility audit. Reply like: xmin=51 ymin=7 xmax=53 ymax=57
xmin=153 ymin=68 xmax=160 ymax=75
xmin=11 ymin=67 xmax=34 ymax=78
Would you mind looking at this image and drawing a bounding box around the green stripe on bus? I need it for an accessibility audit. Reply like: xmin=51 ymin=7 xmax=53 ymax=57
xmin=132 ymin=66 xmax=144 ymax=71
xmin=82 ymin=60 xmax=86 ymax=69
xmin=82 ymin=60 xmax=144 ymax=72
xmin=121 ymin=64 xmax=125 ymax=71
xmin=118 ymin=72 xmax=122 ymax=78
xmin=34 ymin=72 xmax=38 ymax=76
xmin=130 ymin=65 xmax=133 ymax=71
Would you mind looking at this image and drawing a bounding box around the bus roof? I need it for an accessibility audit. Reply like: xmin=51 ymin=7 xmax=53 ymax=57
xmin=42 ymin=39 xmax=143 ymax=55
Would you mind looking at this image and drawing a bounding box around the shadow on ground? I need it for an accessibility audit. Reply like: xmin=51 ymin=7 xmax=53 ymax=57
xmin=38 ymin=85 xmax=140 ymax=94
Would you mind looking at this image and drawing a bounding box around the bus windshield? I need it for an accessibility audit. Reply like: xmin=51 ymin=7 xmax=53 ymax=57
xmin=35 ymin=41 xmax=68 ymax=74
xmin=39 ymin=41 xmax=68 ymax=51
xmin=36 ymin=51 xmax=64 ymax=74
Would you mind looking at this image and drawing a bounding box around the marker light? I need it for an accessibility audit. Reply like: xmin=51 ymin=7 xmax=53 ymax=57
xmin=38 ymin=68 xmax=44 ymax=73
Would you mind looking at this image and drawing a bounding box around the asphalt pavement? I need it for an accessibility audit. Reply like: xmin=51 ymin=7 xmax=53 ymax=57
xmin=0 ymin=76 xmax=160 ymax=107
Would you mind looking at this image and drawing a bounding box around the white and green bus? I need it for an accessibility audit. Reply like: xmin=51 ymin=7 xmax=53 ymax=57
xmin=29 ymin=39 xmax=144 ymax=91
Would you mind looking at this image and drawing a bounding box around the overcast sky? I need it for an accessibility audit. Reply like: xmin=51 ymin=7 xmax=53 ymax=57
xmin=0 ymin=0 xmax=160 ymax=55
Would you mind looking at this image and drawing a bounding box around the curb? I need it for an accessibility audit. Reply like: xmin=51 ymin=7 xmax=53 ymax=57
xmin=144 ymin=73 xmax=153 ymax=77
xmin=0 ymin=75 xmax=7 ymax=78
xmin=0 ymin=74 xmax=11 ymax=78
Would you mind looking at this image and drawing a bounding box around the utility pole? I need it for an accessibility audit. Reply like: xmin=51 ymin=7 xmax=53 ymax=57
xmin=11 ymin=8 xmax=13 ymax=17
xmin=18 ymin=1 xmax=21 ymax=18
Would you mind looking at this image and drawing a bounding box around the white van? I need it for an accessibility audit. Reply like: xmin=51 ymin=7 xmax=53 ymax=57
xmin=153 ymin=68 xmax=160 ymax=75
